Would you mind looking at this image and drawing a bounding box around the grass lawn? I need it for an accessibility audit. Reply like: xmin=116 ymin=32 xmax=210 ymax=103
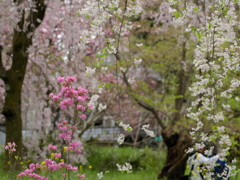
xmin=0 ymin=146 xmax=239 ymax=180
xmin=0 ymin=170 xmax=159 ymax=180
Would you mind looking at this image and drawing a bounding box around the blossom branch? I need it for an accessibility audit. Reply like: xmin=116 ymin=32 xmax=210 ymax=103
xmin=122 ymin=72 xmax=167 ymax=130
xmin=116 ymin=0 xmax=128 ymax=55
xmin=26 ymin=0 xmax=47 ymax=34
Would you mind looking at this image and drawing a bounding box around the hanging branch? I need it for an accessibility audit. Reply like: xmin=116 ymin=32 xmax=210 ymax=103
xmin=122 ymin=72 xmax=167 ymax=130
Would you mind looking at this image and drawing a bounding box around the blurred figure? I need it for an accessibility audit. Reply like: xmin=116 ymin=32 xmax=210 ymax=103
xmin=209 ymin=144 xmax=230 ymax=180
xmin=186 ymin=143 xmax=221 ymax=180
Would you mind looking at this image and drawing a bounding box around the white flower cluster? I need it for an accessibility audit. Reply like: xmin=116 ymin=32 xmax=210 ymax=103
xmin=232 ymin=158 xmax=237 ymax=164
xmin=98 ymin=103 xmax=107 ymax=112
xmin=181 ymin=2 xmax=239 ymax=170
xmin=128 ymin=77 xmax=135 ymax=84
xmin=98 ymin=88 xmax=103 ymax=94
xmin=119 ymin=122 xmax=132 ymax=131
xmin=85 ymin=67 xmax=96 ymax=76
xmin=200 ymin=133 xmax=209 ymax=142
xmin=107 ymin=46 xmax=117 ymax=54
xmin=219 ymin=135 xmax=232 ymax=147
xmin=186 ymin=147 xmax=194 ymax=153
xmin=101 ymin=67 xmax=108 ymax=71
xmin=207 ymin=112 xmax=225 ymax=123
xmin=116 ymin=163 xmax=132 ymax=173
xmin=88 ymin=94 xmax=100 ymax=109
xmin=117 ymin=134 xmax=125 ymax=145
xmin=79 ymin=0 xmax=144 ymax=83
xmin=136 ymin=43 xmax=143 ymax=47
xmin=195 ymin=142 xmax=207 ymax=150
xmin=134 ymin=58 xmax=142 ymax=65
xmin=120 ymin=67 xmax=126 ymax=72
xmin=97 ymin=172 xmax=103 ymax=179
xmin=217 ymin=126 xmax=225 ymax=133
xmin=204 ymin=146 xmax=215 ymax=156
xmin=142 ymin=124 xmax=155 ymax=137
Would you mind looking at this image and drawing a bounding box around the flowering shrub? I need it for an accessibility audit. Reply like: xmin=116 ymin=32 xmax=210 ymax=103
xmin=6 ymin=76 xmax=156 ymax=179
xmin=6 ymin=77 xmax=89 ymax=179
xmin=49 ymin=76 xmax=91 ymax=113
xmin=15 ymin=121 xmax=85 ymax=179
xmin=5 ymin=142 xmax=19 ymax=180
xmin=169 ymin=0 xmax=240 ymax=178
xmin=5 ymin=142 xmax=16 ymax=153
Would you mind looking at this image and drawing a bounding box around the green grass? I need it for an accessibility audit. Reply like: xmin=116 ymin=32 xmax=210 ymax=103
xmin=85 ymin=146 xmax=166 ymax=173
xmin=74 ymin=169 xmax=159 ymax=180
xmin=0 ymin=146 xmax=165 ymax=180
xmin=0 ymin=146 xmax=239 ymax=180
xmin=0 ymin=170 xmax=159 ymax=180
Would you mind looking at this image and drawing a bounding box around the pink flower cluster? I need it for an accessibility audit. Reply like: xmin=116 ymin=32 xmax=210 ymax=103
xmin=77 ymin=174 xmax=85 ymax=179
xmin=17 ymin=77 xmax=88 ymax=179
xmin=57 ymin=121 xmax=76 ymax=131
xmin=17 ymin=163 xmax=47 ymax=180
xmin=57 ymin=121 xmax=76 ymax=141
xmin=66 ymin=141 xmax=82 ymax=154
xmin=59 ymin=131 xmax=72 ymax=141
xmin=49 ymin=77 xmax=89 ymax=117
xmin=62 ymin=173 xmax=85 ymax=179
xmin=54 ymin=153 xmax=62 ymax=158
xmin=17 ymin=172 xmax=48 ymax=180
xmin=17 ymin=160 xmax=79 ymax=179
xmin=5 ymin=142 xmax=16 ymax=153
xmin=48 ymin=144 xmax=57 ymax=151
xmin=57 ymin=122 xmax=82 ymax=153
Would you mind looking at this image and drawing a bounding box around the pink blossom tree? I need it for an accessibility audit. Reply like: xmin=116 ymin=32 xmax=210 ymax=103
xmin=0 ymin=0 xmax=47 ymax=169
xmin=0 ymin=0 xmax=144 ymax=169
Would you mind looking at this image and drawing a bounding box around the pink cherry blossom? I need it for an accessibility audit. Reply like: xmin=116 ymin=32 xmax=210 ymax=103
xmin=77 ymin=174 xmax=85 ymax=179
xmin=48 ymin=144 xmax=57 ymax=151
xmin=80 ymin=114 xmax=86 ymax=119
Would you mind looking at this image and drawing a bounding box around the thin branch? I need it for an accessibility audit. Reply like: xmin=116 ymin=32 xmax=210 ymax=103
xmin=122 ymin=73 xmax=166 ymax=130
xmin=27 ymin=0 xmax=47 ymax=35
xmin=116 ymin=0 xmax=128 ymax=54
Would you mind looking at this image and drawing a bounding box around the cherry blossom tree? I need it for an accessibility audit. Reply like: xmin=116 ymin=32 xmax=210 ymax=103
xmin=0 ymin=0 xmax=47 ymax=169
xmin=0 ymin=0 xmax=144 ymax=169
xmin=101 ymin=0 xmax=240 ymax=179
xmin=1 ymin=0 xmax=239 ymax=179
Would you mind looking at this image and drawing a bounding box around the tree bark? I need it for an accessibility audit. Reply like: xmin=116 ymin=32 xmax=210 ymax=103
xmin=158 ymin=128 xmax=192 ymax=180
xmin=0 ymin=0 xmax=46 ymax=170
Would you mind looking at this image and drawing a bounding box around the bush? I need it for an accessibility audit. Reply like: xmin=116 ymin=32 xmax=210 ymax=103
xmin=85 ymin=145 xmax=166 ymax=173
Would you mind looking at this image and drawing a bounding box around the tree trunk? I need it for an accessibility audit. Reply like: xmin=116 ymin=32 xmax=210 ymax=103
xmin=0 ymin=1 xmax=47 ymax=170
xmin=158 ymin=128 xmax=192 ymax=180
xmin=3 ymin=28 xmax=34 ymax=169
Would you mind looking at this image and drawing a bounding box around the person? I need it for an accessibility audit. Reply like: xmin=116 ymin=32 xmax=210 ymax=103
xmin=187 ymin=144 xmax=221 ymax=180
xmin=208 ymin=145 xmax=230 ymax=180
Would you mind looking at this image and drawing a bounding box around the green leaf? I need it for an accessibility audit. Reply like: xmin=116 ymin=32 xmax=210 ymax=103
xmin=86 ymin=14 xmax=90 ymax=19
xmin=212 ymin=126 xmax=217 ymax=131
xmin=193 ymin=8 xmax=199 ymax=13
xmin=116 ymin=121 xmax=122 ymax=125
xmin=173 ymin=11 xmax=181 ymax=18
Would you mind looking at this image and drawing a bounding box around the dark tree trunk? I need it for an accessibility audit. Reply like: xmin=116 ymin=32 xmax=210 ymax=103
xmin=157 ymin=41 xmax=193 ymax=180
xmin=0 ymin=0 xmax=46 ymax=170
xmin=2 ymin=30 xmax=29 ymax=169
xmin=158 ymin=128 xmax=192 ymax=180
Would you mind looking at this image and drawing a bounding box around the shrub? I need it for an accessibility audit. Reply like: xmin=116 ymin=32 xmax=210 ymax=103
xmin=85 ymin=145 xmax=166 ymax=173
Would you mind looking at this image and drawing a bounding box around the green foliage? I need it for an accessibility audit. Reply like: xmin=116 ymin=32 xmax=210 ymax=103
xmin=85 ymin=146 xmax=166 ymax=173
xmin=1 ymin=148 xmax=240 ymax=180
